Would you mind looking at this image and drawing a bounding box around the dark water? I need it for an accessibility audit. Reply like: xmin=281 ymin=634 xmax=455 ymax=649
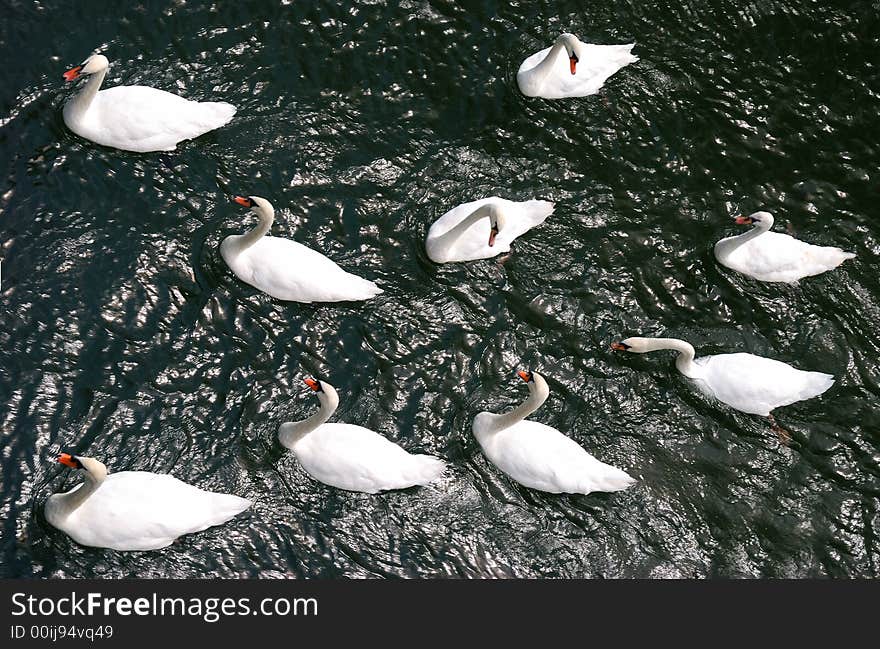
xmin=1 ymin=0 xmax=879 ymax=578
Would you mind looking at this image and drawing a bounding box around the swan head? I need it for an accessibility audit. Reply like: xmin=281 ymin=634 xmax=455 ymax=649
xmin=63 ymin=54 xmax=109 ymax=82
xmin=517 ymin=369 xmax=550 ymax=401
xmin=277 ymin=378 xmax=340 ymax=447
xmin=611 ymin=337 xmax=650 ymax=353
xmin=304 ymin=377 xmax=340 ymax=411
xmin=57 ymin=453 xmax=108 ymax=482
xmin=734 ymin=211 xmax=773 ymax=229
xmin=556 ymin=33 xmax=582 ymax=75
xmin=234 ymin=195 xmax=275 ymax=220
xmin=487 ymin=204 xmax=506 ymax=247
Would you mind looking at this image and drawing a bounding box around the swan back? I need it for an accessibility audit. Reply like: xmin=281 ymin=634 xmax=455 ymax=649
xmin=698 ymin=353 xmax=834 ymax=415
xmin=481 ymin=420 xmax=635 ymax=494
xmin=294 ymin=423 xmax=445 ymax=493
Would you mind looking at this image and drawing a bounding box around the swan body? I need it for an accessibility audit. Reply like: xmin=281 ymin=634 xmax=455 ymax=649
xmin=278 ymin=379 xmax=446 ymax=493
xmin=612 ymin=337 xmax=835 ymax=416
xmin=62 ymin=54 xmax=236 ymax=152
xmin=472 ymin=371 xmax=635 ymax=494
xmin=714 ymin=211 xmax=855 ymax=283
xmin=45 ymin=455 xmax=251 ymax=551
xmin=517 ymin=33 xmax=638 ymax=99
xmin=221 ymin=196 xmax=382 ymax=302
xmin=425 ymin=197 xmax=554 ymax=263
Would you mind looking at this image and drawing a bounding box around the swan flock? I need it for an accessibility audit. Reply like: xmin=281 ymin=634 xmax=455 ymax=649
xmin=43 ymin=35 xmax=857 ymax=553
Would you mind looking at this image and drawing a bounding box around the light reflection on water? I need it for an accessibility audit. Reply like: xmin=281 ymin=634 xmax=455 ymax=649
xmin=0 ymin=0 xmax=877 ymax=578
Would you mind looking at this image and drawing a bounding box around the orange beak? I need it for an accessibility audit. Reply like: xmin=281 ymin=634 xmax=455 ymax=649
xmin=734 ymin=215 xmax=752 ymax=225
xmin=611 ymin=342 xmax=629 ymax=351
xmin=234 ymin=196 xmax=253 ymax=207
xmin=63 ymin=66 xmax=82 ymax=82
xmin=517 ymin=370 xmax=531 ymax=382
xmin=304 ymin=378 xmax=320 ymax=391
xmin=57 ymin=453 xmax=78 ymax=468
xmin=569 ymin=56 xmax=577 ymax=75
xmin=488 ymin=225 xmax=498 ymax=247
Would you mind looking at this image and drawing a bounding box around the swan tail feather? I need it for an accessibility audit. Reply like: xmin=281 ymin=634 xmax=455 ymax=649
xmin=209 ymin=493 xmax=252 ymax=524
xmin=408 ymin=455 xmax=446 ymax=486
xmin=805 ymin=372 xmax=835 ymax=399
xmin=347 ymin=277 xmax=383 ymax=300
xmin=580 ymin=465 xmax=635 ymax=494
xmin=196 ymin=101 xmax=237 ymax=129
xmin=815 ymin=246 xmax=855 ymax=269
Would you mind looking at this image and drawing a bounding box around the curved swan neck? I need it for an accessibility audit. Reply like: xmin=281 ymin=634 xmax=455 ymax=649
xmin=642 ymin=338 xmax=701 ymax=378
xmin=715 ymin=217 xmax=773 ymax=259
xmin=528 ymin=35 xmax=578 ymax=87
xmin=65 ymin=69 xmax=107 ymax=119
xmin=434 ymin=203 xmax=497 ymax=248
xmin=52 ymin=467 xmax=105 ymax=516
xmin=233 ymin=206 xmax=275 ymax=253
xmin=487 ymin=376 xmax=550 ymax=433
xmin=278 ymin=387 xmax=338 ymax=448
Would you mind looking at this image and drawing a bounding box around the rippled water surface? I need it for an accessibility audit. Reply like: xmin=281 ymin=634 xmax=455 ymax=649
xmin=2 ymin=0 xmax=879 ymax=578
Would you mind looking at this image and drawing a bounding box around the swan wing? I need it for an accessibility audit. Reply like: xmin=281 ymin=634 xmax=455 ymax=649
xmin=700 ymin=353 xmax=834 ymax=415
xmin=722 ymin=231 xmax=854 ymax=282
xmin=501 ymin=198 xmax=556 ymax=242
xmin=294 ymin=424 xmax=443 ymax=493
xmin=56 ymin=472 xmax=250 ymax=551
xmin=480 ymin=420 xmax=633 ymax=494
xmin=232 ymin=236 xmax=381 ymax=302
xmin=79 ymin=86 xmax=235 ymax=152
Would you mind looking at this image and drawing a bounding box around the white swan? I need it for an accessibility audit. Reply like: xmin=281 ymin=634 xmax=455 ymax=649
xmin=425 ymin=197 xmax=554 ymax=263
xmin=714 ymin=211 xmax=856 ymax=283
xmin=45 ymin=454 xmax=251 ymax=551
xmin=472 ymin=370 xmax=635 ymax=494
xmin=221 ymin=196 xmax=382 ymax=303
xmin=516 ymin=33 xmax=638 ymax=99
xmin=62 ymin=53 xmax=236 ymax=152
xmin=278 ymin=379 xmax=446 ymax=493
xmin=612 ymin=337 xmax=835 ymax=438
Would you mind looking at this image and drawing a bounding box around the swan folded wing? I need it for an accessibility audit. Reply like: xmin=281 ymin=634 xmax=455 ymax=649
xmin=487 ymin=421 xmax=617 ymax=494
xmin=579 ymin=44 xmax=639 ymax=69
xmin=731 ymin=232 xmax=849 ymax=282
xmin=93 ymin=86 xmax=235 ymax=151
xmin=246 ymin=237 xmax=373 ymax=302
xmin=506 ymin=200 xmax=555 ymax=240
xmin=64 ymin=472 xmax=249 ymax=551
xmin=702 ymin=353 xmax=833 ymax=415
xmin=297 ymin=423 xmax=423 ymax=493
